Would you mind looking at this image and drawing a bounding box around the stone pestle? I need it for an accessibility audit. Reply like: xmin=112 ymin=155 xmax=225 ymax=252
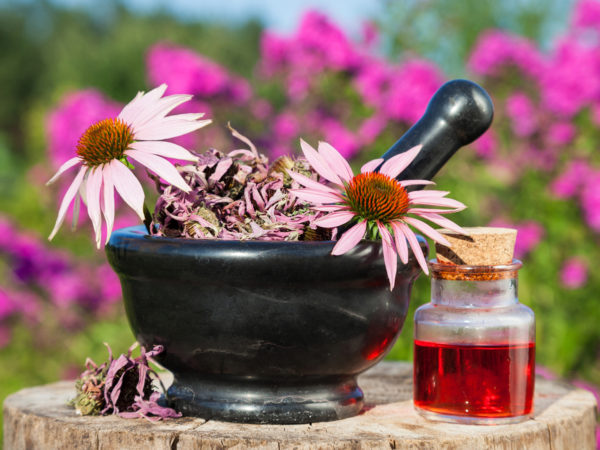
xmin=380 ymin=79 xmax=494 ymax=188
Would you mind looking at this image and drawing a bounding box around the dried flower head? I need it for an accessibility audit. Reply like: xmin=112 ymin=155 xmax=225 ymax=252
xmin=70 ymin=343 xmax=181 ymax=421
xmin=151 ymin=126 xmax=329 ymax=241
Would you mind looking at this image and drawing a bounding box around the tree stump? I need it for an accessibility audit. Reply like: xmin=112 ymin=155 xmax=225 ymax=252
xmin=4 ymin=362 xmax=597 ymax=449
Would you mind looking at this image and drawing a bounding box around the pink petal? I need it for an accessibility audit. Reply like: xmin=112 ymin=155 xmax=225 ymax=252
xmin=400 ymin=179 xmax=436 ymax=187
xmin=46 ymin=157 xmax=82 ymax=185
xmin=403 ymin=217 xmax=451 ymax=247
xmin=416 ymin=213 xmax=467 ymax=235
xmin=119 ymin=84 xmax=168 ymax=125
xmin=102 ymin=168 xmax=115 ymax=245
xmin=300 ymin=139 xmax=342 ymax=185
xmin=390 ymin=222 xmax=409 ymax=264
xmin=398 ymin=222 xmax=429 ymax=274
xmin=86 ymin=168 xmax=104 ymax=249
xmin=318 ymin=141 xmax=354 ymax=183
xmin=379 ymin=145 xmax=422 ymax=179
xmin=126 ymin=149 xmax=191 ymax=192
xmin=408 ymin=190 xmax=449 ymax=200
xmin=311 ymin=205 xmax=348 ymax=212
xmin=361 ymin=158 xmax=384 ymax=173
xmin=289 ymin=188 xmax=345 ymax=205
xmin=129 ymin=141 xmax=198 ymax=161
xmin=134 ymin=118 xmax=212 ymax=141
xmin=131 ymin=94 xmax=193 ymax=130
xmin=408 ymin=207 xmax=465 ymax=214
xmin=409 ymin=197 xmax=466 ymax=209
xmin=110 ymin=160 xmax=145 ymax=220
xmin=48 ymin=166 xmax=88 ymax=241
xmin=117 ymin=90 xmax=144 ymax=124
xmin=314 ymin=210 xmax=356 ymax=228
xmin=287 ymin=170 xmax=340 ymax=195
xmin=331 ymin=220 xmax=367 ymax=255
xmin=377 ymin=222 xmax=397 ymax=290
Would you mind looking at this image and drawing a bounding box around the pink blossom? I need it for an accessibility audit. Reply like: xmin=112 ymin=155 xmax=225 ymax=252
xmin=547 ymin=122 xmax=576 ymax=145
xmin=490 ymin=219 xmax=544 ymax=258
xmin=250 ymin=99 xmax=273 ymax=120
xmin=295 ymin=10 xmax=360 ymax=71
xmin=147 ymin=44 xmax=251 ymax=104
xmin=551 ymin=160 xmax=592 ymax=198
xmin=560 ymin=258 xmax=588 ymax=288
xmin=273 ymin=111 xmax=300 ymax=140
xmin=260 ymin=31 xmax=290 ymax=75
xmin=542 ymin=38 xmax=600 ymax=117
xmin=572 ymin=0 xmax=600 ymax=30
xmin=581 ymin=171 xmax=600 ymax=230
xmin=358 ymin=115 xmax=387 ymax=145
xmin=384 ymin=60 xmax=444 ymax=123
xmin=361 ymin=21 xmax=379 ymax=48
xmin=356 ymin=59 xmax=443 ymax=124
xmin=505 ymin=92 xmax=537 ymax=137
xmin=97 ymin=264 xmax=122 ymax=304
xmin=468 ymin=29 xmax=546 ymax=79
xmin=354 ymin=58 xmax=390 ymax=107
xmin=0 ymin=289 xmax=17 ymax=320
xmin=46 ymin=90 xmax=122 ymax=169
xmin=147 ymin=44 xmax=228 ymax=97
xmin=320 ymin=118 xmax=360 ymax=159
xmin=473 ymin=129 xmax=497 ymax=159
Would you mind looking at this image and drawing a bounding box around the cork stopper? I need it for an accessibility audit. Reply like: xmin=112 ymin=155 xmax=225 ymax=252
xmin=435 ymin=227 xmax=517 ymax=266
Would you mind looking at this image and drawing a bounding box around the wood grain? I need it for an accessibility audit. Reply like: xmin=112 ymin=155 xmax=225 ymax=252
xmin=4 ymin=362 xmax=597 ymax=449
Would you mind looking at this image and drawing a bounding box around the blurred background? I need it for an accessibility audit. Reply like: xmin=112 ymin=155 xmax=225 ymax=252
xmin=1 ymin=0 xmax=600 ymax=439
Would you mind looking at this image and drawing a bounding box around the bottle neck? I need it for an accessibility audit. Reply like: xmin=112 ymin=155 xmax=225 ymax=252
xmin=428 ymin=259 xmax=522 ymax=308
xmin=431 ymin=276 xmax=518 ymax=308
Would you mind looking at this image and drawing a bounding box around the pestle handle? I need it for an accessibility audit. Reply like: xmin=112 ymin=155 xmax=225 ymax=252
xmin=381 ymin=79 xmax=494 ymax=185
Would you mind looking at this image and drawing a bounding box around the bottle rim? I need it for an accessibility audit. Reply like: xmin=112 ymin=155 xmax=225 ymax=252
xmin=428 ymin=259 xmax=522 ymax=281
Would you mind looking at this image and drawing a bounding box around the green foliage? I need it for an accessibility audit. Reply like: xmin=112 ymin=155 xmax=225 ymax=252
xmin=379 ymin=0 xmax=575 ymax=77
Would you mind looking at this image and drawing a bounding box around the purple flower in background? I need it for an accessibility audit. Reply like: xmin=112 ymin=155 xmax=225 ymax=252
xmin=361 ymin=21 xmax=379 ymax=48
xmin=273 ymin=111 xmax=300 ymax=140
xmin=147 ymin=43 xmax=228 ymax=96
xmin=295 ymin=10 xmax=360 ymax=71
xmin=514 ymin=221 xmax=545 ymax=258
xmin=354 ymin=58 xmax=390 ymax=108
xmin=572 ymin=0 xmax=600 ymax=30
xmin=358 ymin=115 xmax=387 ymax=145
xmin=46 ymin=90 xmax=122 ymax=170
xmin=147 ymin=43 xmax=251 ymax=104
xmin=560 ymin=258 xmax=588 ymax=288
xmin=490 ymin=219 xmax=544 ymax=258
xmin=468 ymin=29 xmax=546 ymax=79
xmin=542 ymin=38 xmax=600 ymax=117
xmin=473 ymin=129 xmax=498 ymax=159
xmin=320 ymin=118 xmax=360 ymax=159
xmin=547 ymin=122 xmax=576 ymax=146
xmin=0 ymin=289 xmax=17 ymax=321
xmin=551 ymin=160 xmax=591 ymax=198
xmin=581 ymin=171 xmax=600 ymax=230
xmin=260 ymin=31 xmax=290 ymax=75
xmin=506 ymin=92 xmax=537 ymax=137
xmin=384 ymin=60 xmax=444 ymax=124
xmin=356 ymin=59 xmax=443 ymax=124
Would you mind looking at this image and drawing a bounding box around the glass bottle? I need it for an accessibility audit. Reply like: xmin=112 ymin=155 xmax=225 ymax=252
xmin=413 ymin=259 xmax=535 ymax=425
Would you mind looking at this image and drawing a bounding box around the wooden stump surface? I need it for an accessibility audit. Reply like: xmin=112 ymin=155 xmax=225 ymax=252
xmin=4 ymin=362 xmax=598 ymax=449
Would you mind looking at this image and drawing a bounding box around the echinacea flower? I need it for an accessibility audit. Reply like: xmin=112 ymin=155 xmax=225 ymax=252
xmin=289 ymin=140 xmax=466 ymax=289
xmin=47 ymin=84 xmax=211 ymax=248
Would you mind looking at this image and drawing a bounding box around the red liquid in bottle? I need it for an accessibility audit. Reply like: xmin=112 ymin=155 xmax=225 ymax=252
xmin=414 ymin=340 xmax=535 ymax=418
